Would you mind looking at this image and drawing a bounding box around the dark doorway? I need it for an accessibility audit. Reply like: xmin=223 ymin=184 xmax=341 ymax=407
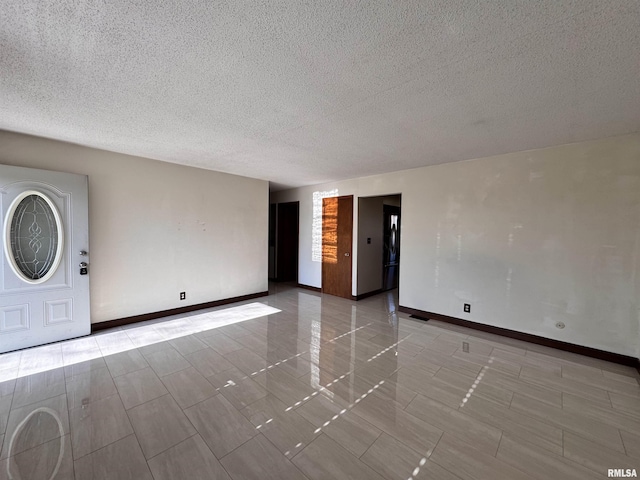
xmin=271 ymin=201 xmax=299 ymax=282
xmin=383 ymin=204 xmax=400 ymax=291
xmin=322 ymin=195 xmax=353 ymax=299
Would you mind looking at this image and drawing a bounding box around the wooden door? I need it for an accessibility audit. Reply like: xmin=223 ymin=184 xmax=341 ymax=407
xmin=322 ymin=195 xmax=353 ymax=299
xmin=1 ymin=164 xmax=90 ymax=353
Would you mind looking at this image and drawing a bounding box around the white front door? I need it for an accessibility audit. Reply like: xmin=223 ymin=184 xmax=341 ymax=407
xmin=0 ymin=164 xmax=90 ymax=353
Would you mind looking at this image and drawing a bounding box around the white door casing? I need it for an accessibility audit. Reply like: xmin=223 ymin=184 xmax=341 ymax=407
xmin=0 ymin=164 xmax=90 ymax=353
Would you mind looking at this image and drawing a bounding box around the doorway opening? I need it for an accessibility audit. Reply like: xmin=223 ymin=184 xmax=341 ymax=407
xmin=268 ymin=201 xmax=299 ymax=282
xmin=356 ymin=194 xmax=401 ymax=299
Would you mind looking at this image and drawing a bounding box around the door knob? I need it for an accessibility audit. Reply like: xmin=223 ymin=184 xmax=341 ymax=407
xmin=344 ymin=252 xmax=350 ymax=257
xmin=79 ymin=251 xmax=87 ymax=256
xmin=79 ymin=262 xmax=88 ymax=268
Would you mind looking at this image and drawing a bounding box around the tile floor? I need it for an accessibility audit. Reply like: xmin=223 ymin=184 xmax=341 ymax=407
xmin=0 ymin=283 xmax=639 ymax=479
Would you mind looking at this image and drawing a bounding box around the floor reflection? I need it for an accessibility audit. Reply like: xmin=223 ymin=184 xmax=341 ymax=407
xmin=0 ymin=284 xmax=638 ymax=480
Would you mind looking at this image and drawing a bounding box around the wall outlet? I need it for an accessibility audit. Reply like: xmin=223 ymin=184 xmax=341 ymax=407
xmin=462 ymin=341 xmax=470 ymax=353
xmin=180 ymin=292 xmax=186 ymax=301
xmin=463 ymin=303 xmax=471 ymax=313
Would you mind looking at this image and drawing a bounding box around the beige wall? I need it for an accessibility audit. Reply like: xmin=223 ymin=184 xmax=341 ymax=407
xmin=272 ymin=134 xmax=640 ymax=357
xmin=0 ymin=130 xmax=268 ymax=324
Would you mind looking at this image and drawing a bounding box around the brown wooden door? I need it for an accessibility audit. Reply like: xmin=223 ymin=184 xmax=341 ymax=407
xmin=322 ymin=195 xmax=353 ymax=299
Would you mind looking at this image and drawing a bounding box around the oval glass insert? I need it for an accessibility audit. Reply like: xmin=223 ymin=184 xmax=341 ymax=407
xmin=4 ymin=191 xmax=64 ymax=284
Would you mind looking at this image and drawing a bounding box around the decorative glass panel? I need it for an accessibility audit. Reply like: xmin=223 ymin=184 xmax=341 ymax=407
xmin=8 ymin=193 xmax=61 ymax=281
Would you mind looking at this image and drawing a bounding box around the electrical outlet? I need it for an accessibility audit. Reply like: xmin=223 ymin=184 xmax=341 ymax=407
xmin=180 ymin=292 xmax=186 ymax=301
xmin=462 ymin=341 xmax=469 ymax=353
xmin=463 ymin=303 xmax=471 ymax=313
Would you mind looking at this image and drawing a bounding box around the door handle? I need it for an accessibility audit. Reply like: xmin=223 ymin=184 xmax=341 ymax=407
xmin=79 ymin=262 xmax=88 ymax=268
xmin=344 ymin=253 xmax=350 ymax=257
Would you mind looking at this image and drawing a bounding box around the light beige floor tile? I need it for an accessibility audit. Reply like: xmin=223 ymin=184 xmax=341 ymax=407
xmin=127 ymin=394 xmax=195 ymax=459
xmin=168 ymin=335 xmax=208 ymax=356
xmin=70 ymin=393 xmax=132 ymax=459
xmin=60 ymin=338 xmax=102 ymax=367
xmin=185 ymin=348 xmax=235 ymax=377
xmin=144 ymin=348 xmax=191 ymax=377
xmin=223 ymin=348 xmax=271 ymax=376
xmin=207 ymin=366 xmax=251 ymax=388
xmin=0 ymin=352 xmax=22 ymax=378
xmin=491 ymin=348 xmax=561 ymax=374
xmin=0 ymin=434 xmax=74 ymax=480
xmin=462 ymin=395 xmax=563 ymax=455
xmin=452 ymin=349 xmax=522 ymax=377
xmin=277 ymin=355 xmax=313 ymax=378
xmin=368 ymin=375 xmax=418 ymax=408
xmin=391 ymin=367 xmax=469 ymax=408
xmin=293 ymin=434 xmax=385 ymax=480
xmin=1 ymin=394 xmax=69 ymax=460
xmin=148 ymin=434 xmax=231 ymax=480
xmin=406 ymin=394 xmax=502 ymax=455
xmin=65 ymin=367 xmax=118 ymax=409
xmin=0 ymin=395 xmax=11 ymax=434
xmin=18 ymin=345 xmax=63 ymax=377
xmin=94 ymin=330 xmax=137 ymax=356
xmin=562 ymin=365 xmax=640 ymax=397
xmin=114 ymin=367 xmax=168 ymax=410
xmin=603 ymin=369 xmax=640 ymax=385
xmin=361 ymin=433 xmax=461 ymax=480
xmin=103 ymin=350 xmax=149 ymax=378
xmin=218 ymin=376 xmax=268 ymax=410
xmin=242 ymin=395 xmax=317 ymax=458
xmin=430 ymin=433 xmax=535 ymax=480
xmin=351 ymin=392 xmax=442 ymax=454
xmin=200 ymin=333 xmax=244 ymax=355
xmin=235 ymin=333 xmax=271 ymax=357
xmin=0 ymin=379 xmax=15 ymax=398
xmin=610 ymin=392 xmax=640 ymax=418
xmin=497 ymin=433 xmax=600 ymax=480
xmin=510 ymin=393 xmax=626 ymax=453
xmin=11 ymin=368 xmax=67 ymax=409
xmin=63 ymin=357 xmax=108 ymax=379
xmin=74 ymin=434 xmax=152 ymax=480
xmin=434 ymin=367 xmax=513 ymax=407
xmin=481 ymin=368 xmax=562 ymax=407
xmin=253 ymin=369 xmax=316 ymax=406
xmin=1 ymin=287 xmax=638 ymax=480
xmin=217 ymin=323 xmax=253 ymax=339
xmin=161 ymin=366 xmax=217 ymax=409
xmin=620 ymin=429 xmax=640 ymax=458
xmin=562 ymin=392 xmax=640 ymax=433
xmin=297 ymin=394 xmax=381 ymax=457
xmin=240 ymin=393 xmax=290 ymax=420
xmin=185 ymin=394 xmax=257 ymax=458
xmin=221 ymin=434 xmax=308 ymax=480
xmin=520 ymin=366 xmax=611 ymax=406
xmin=563 ymin=431 xmax=637 ymax=475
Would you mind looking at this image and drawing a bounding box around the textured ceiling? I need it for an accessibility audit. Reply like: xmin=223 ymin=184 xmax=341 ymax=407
xmin=1 ymin=1 xmax=639 ymax=190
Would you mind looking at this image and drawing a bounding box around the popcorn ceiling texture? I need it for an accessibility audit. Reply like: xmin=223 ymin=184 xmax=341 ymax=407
xmin=0 ymin=1 xmax=638 ymax=190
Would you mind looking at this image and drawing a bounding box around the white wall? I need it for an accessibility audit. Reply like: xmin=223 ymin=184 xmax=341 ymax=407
xmin=0 ymin=130 xmax=268 ymax=324
xmin=357 ymin=196 xmax=383 ymax=295
xmin=272 ymin=134 xmax=640 ymax=357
